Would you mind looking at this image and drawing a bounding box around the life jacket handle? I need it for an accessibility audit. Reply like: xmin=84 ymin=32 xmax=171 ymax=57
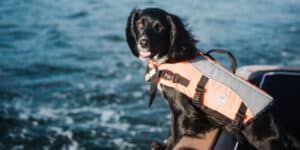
xmin=205 ymin=49 xmax=238 ymax=74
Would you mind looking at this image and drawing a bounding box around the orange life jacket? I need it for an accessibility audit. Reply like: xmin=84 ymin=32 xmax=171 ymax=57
xmin=145 ymin=52 xmax=273 ymax=124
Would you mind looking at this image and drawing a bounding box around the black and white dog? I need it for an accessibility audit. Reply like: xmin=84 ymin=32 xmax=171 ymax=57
xmin=126 ymin=8 xmax=300 ymax=150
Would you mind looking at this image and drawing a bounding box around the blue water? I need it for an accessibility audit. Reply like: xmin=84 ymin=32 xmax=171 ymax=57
xmin=0 ymin=0 xmax=299 ymax=149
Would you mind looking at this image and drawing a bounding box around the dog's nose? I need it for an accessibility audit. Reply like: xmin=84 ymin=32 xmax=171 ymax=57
xmin=139 ymin=39 xmax=149 ymax=48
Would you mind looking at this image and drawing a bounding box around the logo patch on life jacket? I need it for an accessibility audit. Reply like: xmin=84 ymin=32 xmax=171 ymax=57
xmin=216 ymin=93 xmax=227 ymax=106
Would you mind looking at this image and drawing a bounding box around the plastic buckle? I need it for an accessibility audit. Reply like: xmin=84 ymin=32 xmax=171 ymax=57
xmin=195 ymin=86 xmax=204 ymax=93
xmin=236 ymin=112 xmax=245 ymax=120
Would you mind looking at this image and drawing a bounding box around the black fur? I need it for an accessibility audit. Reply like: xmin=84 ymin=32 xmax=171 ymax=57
xmin=126 ymin=8 xmax=197 ymax=63
xmin=126 ymin=8 xmax=300 ymax=150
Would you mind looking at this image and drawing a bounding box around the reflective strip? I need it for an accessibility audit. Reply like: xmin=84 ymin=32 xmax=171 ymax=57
xmin=190 ymin=56 xmax=273 ymax=116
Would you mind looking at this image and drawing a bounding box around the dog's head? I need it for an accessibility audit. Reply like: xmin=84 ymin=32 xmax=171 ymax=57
xmin=126 ymin=8 xmax=197 ymax=63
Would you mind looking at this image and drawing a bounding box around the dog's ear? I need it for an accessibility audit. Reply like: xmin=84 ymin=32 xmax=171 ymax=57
xmin=126 ymin=9 xmax=141 ymax=57
xmin=166 ymin=14 xmax=197 ymax=61
xmin=166 ymin=15 xmax=179 ymax=50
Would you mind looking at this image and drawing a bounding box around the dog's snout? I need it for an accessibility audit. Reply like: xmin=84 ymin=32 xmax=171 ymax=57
xmin=139 ymin=38 xmax=150 ymax=48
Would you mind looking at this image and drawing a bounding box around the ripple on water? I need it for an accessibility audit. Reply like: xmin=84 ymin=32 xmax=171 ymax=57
xmin=66 ymin=11 xmax=89 ymax=19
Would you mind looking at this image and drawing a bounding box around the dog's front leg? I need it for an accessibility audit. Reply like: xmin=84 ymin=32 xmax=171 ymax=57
xmin=150 ymin=111 xmax=177 ymax=150
xmin=163 ymin=113 xmax=178 ymax=150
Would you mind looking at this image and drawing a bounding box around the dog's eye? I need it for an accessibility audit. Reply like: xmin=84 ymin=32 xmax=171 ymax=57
xmin=137 ymin=21 xmax=144 ymax=30
xmin=154 ymin=22 xmax=164 ymax=32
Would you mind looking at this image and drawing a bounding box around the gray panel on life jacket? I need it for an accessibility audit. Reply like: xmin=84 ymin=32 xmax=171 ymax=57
xmin=190 ymin=56 xmax=273 ymax=116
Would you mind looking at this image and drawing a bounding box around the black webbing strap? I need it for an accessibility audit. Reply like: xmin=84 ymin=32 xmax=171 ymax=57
xmin=233 ymin=103 xmax=247 ymax=127
xmin=158 ymin=70 xmax=190 ymax=87
xmin=145 ymin=64 xmax=151 ymax=75
xmin=148 ymin=70 xmax=159 ymax=108
xmin=231 ymin=102 xmax=247 ymax=142
xmin=192 ymin=75 xmax=209 ymax=108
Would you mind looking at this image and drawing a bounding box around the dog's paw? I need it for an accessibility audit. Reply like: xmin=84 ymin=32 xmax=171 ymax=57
xmin=151 ymin=142 xmax=167 ymax=150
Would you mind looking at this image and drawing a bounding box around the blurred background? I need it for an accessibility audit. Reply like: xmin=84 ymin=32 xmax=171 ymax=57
xmin=0 ymin=0 xmax=299 ymax=149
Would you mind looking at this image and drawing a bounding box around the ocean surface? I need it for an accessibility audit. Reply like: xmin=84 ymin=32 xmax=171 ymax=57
xmin=0 ymin=0 xmax=299 ymax=149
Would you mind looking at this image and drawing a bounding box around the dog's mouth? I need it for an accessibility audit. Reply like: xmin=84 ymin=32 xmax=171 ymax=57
xmin=139 ymin=49 xmax=152 ymax=61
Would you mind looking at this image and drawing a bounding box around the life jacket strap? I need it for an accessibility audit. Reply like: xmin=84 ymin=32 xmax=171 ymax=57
xmin=231 ymin=103 xmax=247 ymax=142
xmin=158 ymin=70 xmax=190 ymax=87
xmin=192 ymin=75 xmax=209 ymax=107
xmin=148 ymin=71 xmax=159 ymax=108
xmin=233 ymin=103 xmax=247 ymax=128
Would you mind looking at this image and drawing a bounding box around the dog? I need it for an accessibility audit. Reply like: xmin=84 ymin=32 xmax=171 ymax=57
xmin=125 ymin=8 xmax=300 ymax=150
